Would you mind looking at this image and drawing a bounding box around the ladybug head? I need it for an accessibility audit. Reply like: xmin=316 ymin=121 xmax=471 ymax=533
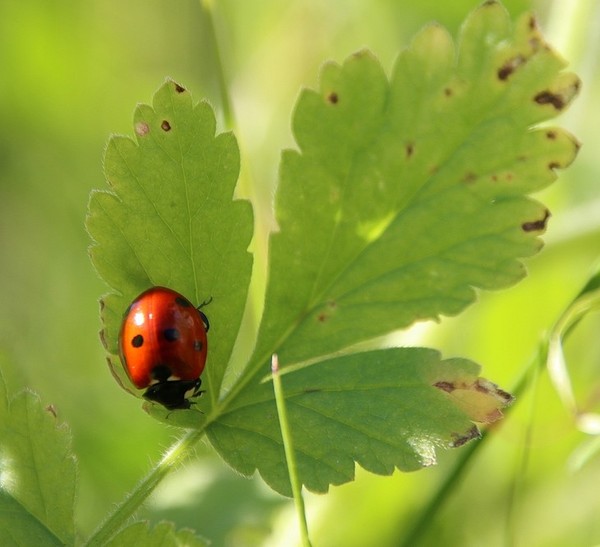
xmin=143 ymin=378 xmax=203 ymax=410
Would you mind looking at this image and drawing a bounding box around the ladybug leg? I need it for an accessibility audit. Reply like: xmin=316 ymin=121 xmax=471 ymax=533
xmin=197 ymin=296 xmax=213 ymax=309
xmin=197 ymin=296 xmax=212 ymax=331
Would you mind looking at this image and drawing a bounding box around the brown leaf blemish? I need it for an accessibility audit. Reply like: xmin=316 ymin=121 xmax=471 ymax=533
xmin=161 ymin=120 xmax=172 ymax=131
xmin=174 ymin=83 xmax=186 ymax=93
xmin=463 ymin=172 xmax=477 ymax=184
xmin=548 ymin=161 xmax=561 ymax=170
xmin=528 ymin=15 xmax=537 ymax=30
xmin=534 ymin=90 xmax=565 ymax=110
xmin=317 ymin=313 xmax=328 ymax=322
xmin=522 ymin=209 xmax=551 ymax=232
xmin=135 ymin=122 xmax=150 ymax=137
xmin=405 ymin=142 xmax=415 ymax=158
xmin=498 ymin=55 xmax=525 ymax=81
xmin=434 ymin=381 xmax=455 ymax=393
xmin=451 ymin=425 xmax=481 ymax=448
xmin=45 ymin=404 xmax=58 ymax=418
xmin=546 ymin=130 xmax=557 ymax=140
xmin=444 ymin=87 xmax=453 ymax=97
xmin=327 ymin=92 xmax=339 ymax=105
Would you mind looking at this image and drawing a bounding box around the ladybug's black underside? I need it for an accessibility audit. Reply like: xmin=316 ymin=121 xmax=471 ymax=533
xmin=143 ymin=378 xmax=202 ymax=410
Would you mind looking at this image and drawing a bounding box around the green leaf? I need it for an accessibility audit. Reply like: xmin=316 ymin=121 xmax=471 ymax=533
xmin=86 ymin=80 xmax=253 ymax=410
xmin=0 ymin=370 xmax=76 ymax=545
xmin=0 ymin=491 xmax=64 ymax=547
xmin=106 ymin=521 xmax=209 ymax=547
xmin=208 ymin=2 xmax=577 ymax=494
xmin=208 ymin=348 xmax=511 ymax=495
xmin=248 ymin=2 xmax=580 ymax=371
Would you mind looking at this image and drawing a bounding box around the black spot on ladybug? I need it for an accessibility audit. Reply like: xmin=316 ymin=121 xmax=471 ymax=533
xmin=194 ymin=340 xmax=203 ymax=352
xmin=522 ymin=209 xmax=551 ymax=232
xmin=174 ymin=83 xmax=186 ymax=93
xmin=131 ymin=334 xmax=144 ymax=348
xmin=546 ymin=130 xmax=557 ymax=140
xmin=327 ymin=92 xmax=339 ymax=104
xmin=163 ymin=328 xmax=180 ymax=342
xmin=175 ymin=296 xmax=191 ymax=307
xmin=405 ymin=142 xmax=415 ymax=158
xmin=161 ymin=120 xmax=172 ymax=131
xmin=534 ymin=91 xmax=565 ymax=110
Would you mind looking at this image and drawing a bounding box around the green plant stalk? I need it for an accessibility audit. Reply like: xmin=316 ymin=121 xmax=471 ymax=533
xmin=83 ymin=428 xmax=204 ymax=547
xmin=272 ymin=354 xmax=312 ymax=547
xmin=199 ymin=0 xmax=268 ymax=375
xmin=200 ymin=0 xmax=234 ymax=130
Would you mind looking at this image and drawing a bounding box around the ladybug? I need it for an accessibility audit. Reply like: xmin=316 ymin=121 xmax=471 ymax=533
xmin=119 ymin=286 xmax=210 ymax=410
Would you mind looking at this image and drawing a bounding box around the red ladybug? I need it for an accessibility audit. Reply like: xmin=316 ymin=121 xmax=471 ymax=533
xmin=119 ymin=286 xmax=209 ymax=410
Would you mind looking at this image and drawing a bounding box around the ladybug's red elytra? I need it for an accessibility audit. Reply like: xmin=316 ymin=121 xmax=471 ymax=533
xmin=119 ymin=286 xmax=209 ymax=410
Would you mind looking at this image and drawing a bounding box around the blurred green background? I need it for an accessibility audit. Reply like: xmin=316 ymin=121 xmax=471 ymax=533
xmin=1 ymin=0 xmax=599 ymax=545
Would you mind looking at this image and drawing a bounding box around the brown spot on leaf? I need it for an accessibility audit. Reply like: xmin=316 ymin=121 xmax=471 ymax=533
xmin=463 ymin=172 xmax=477 ymax=183
xmin=451 ymin=426 xmax=481 ymax=448
xmin=174 ymin=83 xmax=186 ymax=93
xmin=534 ymin=90 xmax=566 ymax=110
xmin=548 ymin=161 xmax=560 ymax=170
xmin=405 ymin=142 xmax=415 ymax=158
xmin=522 ymin=209 xmax=551 ymax=232
xmin=328 ymin=300 xmax=337 ymax=309
xmin=327 ymin=92 xmax=339 ymax=104
xmin=546 ymin=130 xmax=557 ymax=140
xmin=498 ymin=55 xmax=525 ymax=81
xmin=135 ymin=122 xmax=150 ymax=137
xmin=161 ymin=120 xmax=172 ymax=131
xmin=45 ymin=404 xmax=58 ymax=418
xmin=318 ymin=313 xmax=327 ymax=322
xmin=444 ymin=87 xmax=453 ymax=97
xmin=434 ymin=381 xmax=455 ymax=393
xmin=528 ymin=15 xmax=537 ymax=30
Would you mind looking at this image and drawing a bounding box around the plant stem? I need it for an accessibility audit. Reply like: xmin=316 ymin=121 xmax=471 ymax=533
xmin=272 ymin=354 xmax=312 ymax=547
xmin=200 ymin=0 xmax=234 ymax=130
xmin=83 ymin=428 xmax=204 ymax=546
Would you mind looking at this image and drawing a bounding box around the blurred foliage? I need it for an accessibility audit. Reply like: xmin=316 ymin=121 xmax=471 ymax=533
xmin=0 ymin=0 xmax=599 ymax=545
